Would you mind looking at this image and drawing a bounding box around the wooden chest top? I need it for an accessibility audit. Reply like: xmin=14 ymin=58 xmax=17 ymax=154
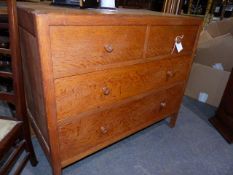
xmin=17 ymin=2 xmax=199 ymax=19
xmin=17 ymin=2 xmax=202 ymax=30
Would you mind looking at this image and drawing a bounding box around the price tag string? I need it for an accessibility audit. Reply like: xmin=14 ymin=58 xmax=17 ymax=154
xmin=171 ymin=35 xmax=184 ymax=54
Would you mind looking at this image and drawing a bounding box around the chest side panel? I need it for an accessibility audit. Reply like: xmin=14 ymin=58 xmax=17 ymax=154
xmin=19 ymin=27 xmax=50 ymax=156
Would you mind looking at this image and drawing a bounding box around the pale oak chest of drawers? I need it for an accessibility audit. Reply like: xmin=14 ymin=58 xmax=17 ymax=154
xmin=17 ymin=2 xmax=202 ymax=175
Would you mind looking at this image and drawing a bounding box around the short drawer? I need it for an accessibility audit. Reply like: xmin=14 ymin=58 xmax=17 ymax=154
xmin=55 ymin=56 xmax=191 ymax=121
xmin=50 ymin=26 xmax=147 ymax=78
xmin=146 ymin=26 xmax=198 ymax=58
xmin=58 ymin=83 xmax=184 ymax=167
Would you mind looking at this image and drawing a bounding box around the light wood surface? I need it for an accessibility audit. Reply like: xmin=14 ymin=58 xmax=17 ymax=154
xmin=147 ymin=26 xmax=199 ymax=58
xmin=16 ymin=1 xmax=200 ymax=19
xmin=59 ymin=83 xmax=184 ymax=166
xmin=55 ymin=56 xmax=191 ymax=121
xmin=17 ymin=2 xmax=202 ymax=175
xmin=19 ymin=27 xmax=50 ymax=153
xmin=50 ymin=26 xmax=146 ymax=78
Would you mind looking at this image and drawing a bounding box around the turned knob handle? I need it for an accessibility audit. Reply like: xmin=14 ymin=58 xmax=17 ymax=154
xmin=104 ymin=45 xmax=113 ymax=53
xmin=102 ymin=87 xmax=111 ymax=96
xmin=100 ymin=126 xmax=108 ymax=134
xmin=160 ymin=101 xmax=167 ymax=108
xmin=167 ymin=70 xmax=174 ymax=77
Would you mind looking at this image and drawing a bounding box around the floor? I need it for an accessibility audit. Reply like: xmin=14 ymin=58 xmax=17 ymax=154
xmin=1 ymin=96 xmax=233 ymax=175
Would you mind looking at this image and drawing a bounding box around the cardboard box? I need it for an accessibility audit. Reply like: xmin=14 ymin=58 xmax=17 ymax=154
xmin=196 ymin=34 xmax=233 ymax=71
xmin=206 ymin=18 xmax=233 ymax=37
xmin=185 ymin=63 xmax=230 ymax=107
xmin=198 ymin=30 xmax=213 ymax=45
xmin=185 ymin=33 xmax=233 ymax=107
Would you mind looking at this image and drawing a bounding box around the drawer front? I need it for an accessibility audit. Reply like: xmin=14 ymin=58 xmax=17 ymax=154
xmin=50 ymin=26 xmax=147 ymax=78
xmin=146 ymin=26 xmax=198 ymax=58
xmin=55 ymin=56 xmax=191 ymax=121
xmin=58 ymin=83 xmax=184 ymax=166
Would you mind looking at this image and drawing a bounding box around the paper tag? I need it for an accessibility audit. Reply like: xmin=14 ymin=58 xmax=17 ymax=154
xmin=198 ymin=92 xmax=208 ymax=103
xmin=212 ymin=63 xmax=224 ymax=71
xmin=101 ymin=0 xmax=116 ymax=8
xmin=175 ymin=42 xmax=183 ymax=53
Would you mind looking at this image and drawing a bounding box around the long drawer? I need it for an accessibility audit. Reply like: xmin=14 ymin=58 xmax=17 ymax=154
xmin=50 ymin=26 xmax=147 ymax=78
xmin=146 ymin=26 xmax=198 ymax=58
xmin=55 ymin=56 xmax=191 ymax=121
xmin=58 ymin=83 xmax=184 ymax=167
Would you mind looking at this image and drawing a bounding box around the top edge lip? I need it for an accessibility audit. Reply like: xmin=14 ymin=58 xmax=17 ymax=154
xmin=16 ymin=2 xmax=203 ymax=23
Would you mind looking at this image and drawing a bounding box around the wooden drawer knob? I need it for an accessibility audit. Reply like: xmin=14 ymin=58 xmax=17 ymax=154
xmin=104 ymin=45 xmax=113 ymax=53
xmin=167 ymin=70 xmax=174 ymax=77
xmin=100 ymin=126 xmax=108 ymax=134
xmin=160 ymin=102 xmax=167 ymax=108
xmin=102 ymin=87 xmax=111 ymax=96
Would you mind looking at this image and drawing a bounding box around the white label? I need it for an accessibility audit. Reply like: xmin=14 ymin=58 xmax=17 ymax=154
xmin=100 ymin=0 xmax=115 ymax=8
xmin=212 ymin=63 xmax=224 ymax=71
xmin=198 ymin=92 xmax=208 ymax=103
xmin=175 ymin=42 xmax=183 ymax=53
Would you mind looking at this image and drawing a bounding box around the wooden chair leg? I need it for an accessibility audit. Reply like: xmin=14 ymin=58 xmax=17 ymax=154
xmin=0 ymin=140 xmax=25 ymax=175
xmin=22 ymin=122 xmax=38 ymax=166
xmin=14 ymin=152 xmax=30 ymax=175
xmin=24 ymin=137 xmax=38 ymax=166
xmin=169 ymin=113 xmax=178 ymax=128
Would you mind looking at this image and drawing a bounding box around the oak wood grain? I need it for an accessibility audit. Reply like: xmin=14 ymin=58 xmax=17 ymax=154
xmin=55 ymin=56 xmax=191 ymax=121
xmin=58 ymin=83 xmax=184 ymax=167
xmin=34 ymin=16 xmax=62 ymax=175
xmin=16 ymin=2 xmax=202 ymax=25
xmin=19 ymin=27 xmax=50 ymax=145
xmin=50 ymin=26 xmax=146 ymax=78
xmin=17 ymin=2 xmax=202 ymax=175
xmin=147 ymin=26 xmax=199 ymax=58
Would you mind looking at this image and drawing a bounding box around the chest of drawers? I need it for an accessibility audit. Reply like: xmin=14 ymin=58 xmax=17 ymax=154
xmin=17 ymin=2 xmax=202 ymax=175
